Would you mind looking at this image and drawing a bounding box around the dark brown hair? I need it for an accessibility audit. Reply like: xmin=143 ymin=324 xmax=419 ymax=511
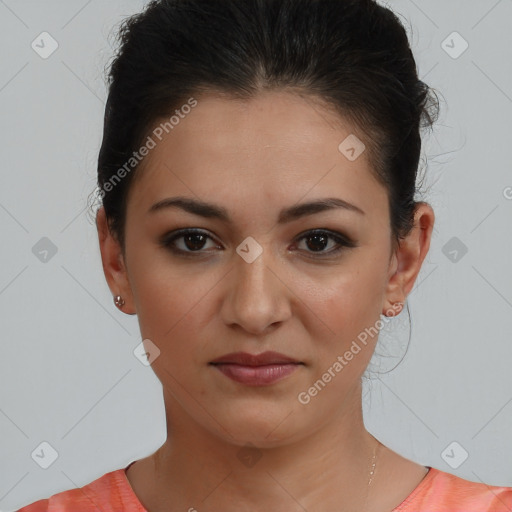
xmin=94 ymin=0 xmax=439 ymax=256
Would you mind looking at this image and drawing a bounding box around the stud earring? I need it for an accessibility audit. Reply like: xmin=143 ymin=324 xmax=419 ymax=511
xmin=114 ymin=295 xmax=125 ymax=309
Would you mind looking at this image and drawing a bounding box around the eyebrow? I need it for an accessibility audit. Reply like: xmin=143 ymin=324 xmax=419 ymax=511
xmin=148 ymin=196 xmax=365 ymax=223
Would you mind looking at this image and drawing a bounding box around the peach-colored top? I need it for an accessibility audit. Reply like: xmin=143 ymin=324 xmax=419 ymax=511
xmin=17 ymin=463 xmax=512 ymax=512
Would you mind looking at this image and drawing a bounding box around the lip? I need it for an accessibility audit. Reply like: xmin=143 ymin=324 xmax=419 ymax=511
xmin=211 ymin=363 xmax=301 ymax=386
xmin=209 ymin=351 xmax=301 ymax=366
xmin=209 ymin=351 xmax=303 ymax=386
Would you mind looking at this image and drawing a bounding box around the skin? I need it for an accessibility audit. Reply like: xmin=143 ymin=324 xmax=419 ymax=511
xmin=97 ymin=89 xmax=435 ymax=512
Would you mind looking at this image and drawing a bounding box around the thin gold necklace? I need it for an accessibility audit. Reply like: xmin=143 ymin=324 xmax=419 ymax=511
xmin=364 ymin=440 xmax=380 ymax=512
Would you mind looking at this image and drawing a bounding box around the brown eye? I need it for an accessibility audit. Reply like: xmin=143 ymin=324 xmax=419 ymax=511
xmin=161 ymin=229 xmax=220 ymax=254
xmin=179 ymin=232 xmax=209 ymax=251
xmin=160 ymin=228 xmax=356 ymax=259
xmin=294 ymin=229 xmax=356 ymax=257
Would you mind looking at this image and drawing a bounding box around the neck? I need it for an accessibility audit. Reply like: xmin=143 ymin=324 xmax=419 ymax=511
xmin=144 ymin=382 xmax=382 ymax=512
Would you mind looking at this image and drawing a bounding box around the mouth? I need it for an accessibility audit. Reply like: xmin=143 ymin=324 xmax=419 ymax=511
xmin=209 ymin=351 xmax=302 ymax=366
xmin=209 ymin=352 xmax=304 ymax=386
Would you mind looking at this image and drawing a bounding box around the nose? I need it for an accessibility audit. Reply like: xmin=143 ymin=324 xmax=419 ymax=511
xmin=220 ymin=246 xmax=292 ymax=336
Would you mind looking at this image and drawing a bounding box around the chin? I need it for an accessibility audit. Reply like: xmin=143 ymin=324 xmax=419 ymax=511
xmin=208 ymin=406 xmax=307 ymax=449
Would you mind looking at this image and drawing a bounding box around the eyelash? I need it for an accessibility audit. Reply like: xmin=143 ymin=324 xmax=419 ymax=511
xmin=160 ymin=228 xmax=357 ymax=258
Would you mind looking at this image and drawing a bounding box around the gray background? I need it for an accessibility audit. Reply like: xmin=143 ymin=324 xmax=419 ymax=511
xmin=1 ymin=0 xmax=511 ymax=509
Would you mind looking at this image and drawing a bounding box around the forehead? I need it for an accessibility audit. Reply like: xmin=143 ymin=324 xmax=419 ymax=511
xmin=127 ymin=90 xmax=388 ymax=225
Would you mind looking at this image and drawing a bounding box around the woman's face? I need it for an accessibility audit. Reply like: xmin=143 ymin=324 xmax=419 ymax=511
xmin=102 ymin=90 xmax=424 ymax=447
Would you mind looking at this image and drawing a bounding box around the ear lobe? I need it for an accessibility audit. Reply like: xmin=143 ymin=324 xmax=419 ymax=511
xmin=96 ymin=206 xmax=136 ymax=314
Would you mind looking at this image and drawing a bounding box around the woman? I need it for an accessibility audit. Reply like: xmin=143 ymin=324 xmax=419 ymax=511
xmin=18 ymin=0 xmax=512 ymax=510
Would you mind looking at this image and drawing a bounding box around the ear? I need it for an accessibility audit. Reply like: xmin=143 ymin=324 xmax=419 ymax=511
xmin=382 ymin=202 xmax=435 ymax=316
xmin=96 ymin=206 xmax=136 ymax=315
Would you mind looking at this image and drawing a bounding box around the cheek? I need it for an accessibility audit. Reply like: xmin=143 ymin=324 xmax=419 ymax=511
xmin=128 ymin=248 xmax=219 ymax=367
xmin=133 ymin=270 xmax=203 ymax=344
xmin=131 ymin=269 xmax=211 ymax=395
xmin=308 ymin=257 xmax=388 ymax=361
xmin=319 ymin=267 xmax=384 ymax=326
